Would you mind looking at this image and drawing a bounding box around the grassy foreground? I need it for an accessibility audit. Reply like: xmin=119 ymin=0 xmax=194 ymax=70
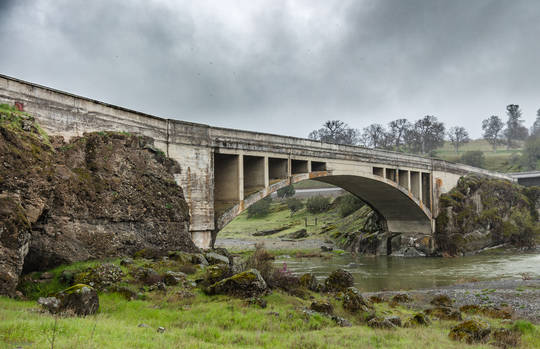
xmin=3 ymin=291 xmax=538 ymax=349
xmin=1 ymin=257 xmax=539 ymax=349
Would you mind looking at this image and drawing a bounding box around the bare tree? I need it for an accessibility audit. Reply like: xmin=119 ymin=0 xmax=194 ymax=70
xmin=387 ymin=118 xmax=411 ymax=149
xmin=405 ymin=115 xmax=445 ymax=154
xmin=447 ymin=126 xmax=470 ymax=153
xmin=482 ymin=115 xmax=504 ymax=151
xmin=361 ymin=124 xmax=387 ymax=148
xmin=308 ymin=120 xmax=359 ymax=145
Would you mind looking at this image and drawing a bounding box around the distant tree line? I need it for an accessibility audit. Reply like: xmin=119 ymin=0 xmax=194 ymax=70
xmin=308 ymin=104 xmax=540 ymax=170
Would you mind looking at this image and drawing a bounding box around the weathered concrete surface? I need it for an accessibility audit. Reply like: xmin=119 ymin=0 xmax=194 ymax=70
xmin=0 ymin=74 xmax=514 ymax=248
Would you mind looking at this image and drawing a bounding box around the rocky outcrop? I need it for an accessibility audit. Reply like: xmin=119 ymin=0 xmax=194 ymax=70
xmin=324 ymin=269 xmax=354 ymax=292
xmin=0 ymin=105 xmax=197 ymax=296
xmin=435 ymin=175 xmax=539 ymax=255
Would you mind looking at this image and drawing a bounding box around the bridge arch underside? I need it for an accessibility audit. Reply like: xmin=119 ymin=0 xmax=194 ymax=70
xmin=214 ymin=174 xmax=433 ymax=246
xmin=312 ymin=175 xmax=433 ymax=235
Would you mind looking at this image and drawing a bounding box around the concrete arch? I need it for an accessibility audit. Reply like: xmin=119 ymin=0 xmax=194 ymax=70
xmin=214 ymin=171 xmax=433 ymax=245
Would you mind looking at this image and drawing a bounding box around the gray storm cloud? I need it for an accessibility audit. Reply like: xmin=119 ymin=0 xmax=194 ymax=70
xmin=0 ymin=0 xmax=539 ymax=137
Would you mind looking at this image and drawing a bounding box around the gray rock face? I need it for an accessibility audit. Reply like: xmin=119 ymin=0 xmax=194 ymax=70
xmin=205 ymin=269 xmax=267 ymax=298
xmin=0 ymin=116 xmax=198 ymax=296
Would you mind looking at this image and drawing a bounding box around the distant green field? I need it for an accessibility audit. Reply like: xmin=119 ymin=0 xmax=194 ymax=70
xmin=293 ymin=179 xmax=336 ymax=189
xmin=433 ymin=139 xmax=523 ymax=172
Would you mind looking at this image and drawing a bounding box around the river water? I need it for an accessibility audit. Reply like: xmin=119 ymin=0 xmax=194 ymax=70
xmin=275 ymin=252 xmax=540 ymax=292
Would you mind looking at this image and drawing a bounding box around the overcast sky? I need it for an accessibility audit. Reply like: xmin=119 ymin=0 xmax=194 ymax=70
xmin=1 ymin=0 xmax=539 ymax=138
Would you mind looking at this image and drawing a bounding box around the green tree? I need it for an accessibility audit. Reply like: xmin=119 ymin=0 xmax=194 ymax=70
xmin=521 ymin=134 xmax=540 ymax=170
xmin=286 ymin=198 xmax=304 ymax=216
xmin=277 ymin=184 xmax=295 ymax=199
xmin=337 ymin=194 xmax=364 ymax=217
xmin=482 ymin=115 xmax=504 ymax=151
xmin=306 ymin=195 xmax=331 ymax=213
xmin=504 ymin=104 xmax=528 ymax=148
xmin=247 ymin=197 xmax=272 ymax=218
xmin=460 ymin=151 xmax=485 ymax=168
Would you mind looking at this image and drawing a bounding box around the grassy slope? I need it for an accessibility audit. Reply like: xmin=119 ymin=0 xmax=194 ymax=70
xmin=219 ymin=199 xmax=366 ymax=243
xmin=1 ymin=259 xmax=538 ymax=349
xmin=433 ymin=139 xmax=523 ymax=172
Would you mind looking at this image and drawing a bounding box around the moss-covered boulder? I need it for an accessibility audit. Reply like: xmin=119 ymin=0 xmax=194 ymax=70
xmin=342 ymin=287 xmax=372 ymax=313
xmin=324 ymin=269 xmax=354 ymax=292
xmin=202 ymin=264 xmax=231 ymax=286
xmin=38 ymin=284 xmax=99 ymax=316
xmin=205 ymin=269 xmax=267 ymax=298
xmin=435 ymin=175 xmax=539 ymax=255
xmin=404 ymin=313 xmax=431 ymax=327
xmin=299 ymin=273 xmax=319 ymax=291
xmin=424 ymin=307 xmax=462 ymax=321
xmin=205 ymin=252 xmax=230 ymax=265
xmin=430 ymin=294 xmax=452 ymax=307
xmin=367 ymin=317 xmax=396 ymax=329
xmin=391 ymin=293 xmax=412 ymax=303
xmin=310 ymin=300 xmax=334 ymax=315
xmin=449 ymin=319 xmax=491 ymax=344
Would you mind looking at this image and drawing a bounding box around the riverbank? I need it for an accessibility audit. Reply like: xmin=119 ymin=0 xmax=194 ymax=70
xmin=1 ymin=247 xmax=539 ymax=348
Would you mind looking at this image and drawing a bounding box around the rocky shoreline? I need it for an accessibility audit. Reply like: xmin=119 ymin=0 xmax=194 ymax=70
xmin=368 ymin=278 xmax=540 ymax=323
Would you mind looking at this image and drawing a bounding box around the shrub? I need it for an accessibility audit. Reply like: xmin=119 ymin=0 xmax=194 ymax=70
xmin=247 ymin=197 xmax=272 ymax=218
xmin=286 ymin=198 xmax=304 ymax=215
xmin=337 ymin=194 xmax=364 ymax=217
xmin=460 ymin=151 xmax=485 ymax=168
xmin=306 ymin=195 xmax=331 ymax=213
xmin=277 ymin=184 xmax=295 ymax=198
xmin=244 ymin=243 xmax=275 ymax=283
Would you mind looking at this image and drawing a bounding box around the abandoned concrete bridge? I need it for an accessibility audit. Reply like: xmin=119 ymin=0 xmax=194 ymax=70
xmin=0 ymin=74 xmax=513 ymax=249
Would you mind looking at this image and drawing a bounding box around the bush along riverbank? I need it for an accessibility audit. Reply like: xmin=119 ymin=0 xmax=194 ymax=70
xmin=1 ymin=245 xmax=539 ymax=348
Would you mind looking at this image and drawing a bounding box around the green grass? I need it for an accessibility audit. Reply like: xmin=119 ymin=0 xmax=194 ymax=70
xmin=220 ymin=200 xmax=344 ymax=239
xmin=433 ymin=139 xmax=523 ymax=172
xmin=293 ymin=179 xmax=337 ymax=190
xmin=4 ymin=290 xmax=535 ymax=349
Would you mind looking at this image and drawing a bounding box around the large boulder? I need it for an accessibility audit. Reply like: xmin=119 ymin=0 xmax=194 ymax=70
xmin=0 ymin=111 xmax=199 ymax=296
xmin=38 ymin=284 xmax=99 ymax=316
xmin=310 ymin=300 xmax=334 ymax=315
xmin=324 ymin=269 xmax=354 ymax=292
xmin=205 ymin=269 xmax=267 ymax=298
xmin=205 ymin=252 xmax=230 ymax=265
xmin=202 ymin=264 xmax=231 ymax=286
xmin=342 ymin=287 xmax=372 ymax=313
xmin=449 ymin=319 xmax=491 ymax=344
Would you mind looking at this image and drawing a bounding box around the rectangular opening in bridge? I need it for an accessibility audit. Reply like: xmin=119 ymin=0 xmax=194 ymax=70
xmin=410 ymin=171 xmax=420 ymax=200
xmin=398 ymin=170 xmax=409 ymax=189
xmin=373 ymin=167 xmax=384 ymax=177
xmin=311 ymin=161 xmax=326 ymax=172
xmin=291 ymin=159 xmax=308 ymax=174
xmin=243 ymin=155 xmax=265 ymax=197
xmin=269 ymin=157 xmax=288 ymax=184
xmin=214 ymin=153 xmax=240 ymax=210
xmin=422 ymin=172 xmax=431 ymax=209
xmin=385 ymin=168 xmax=396 ymax=182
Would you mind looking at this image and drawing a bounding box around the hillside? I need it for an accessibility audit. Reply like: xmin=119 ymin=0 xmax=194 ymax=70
xmin=433 ymin=139 xmax=524 ymax=172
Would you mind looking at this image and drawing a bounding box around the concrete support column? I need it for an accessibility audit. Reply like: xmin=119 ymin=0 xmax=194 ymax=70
xmin=418 ymin=172 xmax=423 ymax=204
xmin=238 ymin=154 xmax=244 ymax=201
xmin=264 ymin=156 xmax=269 ymax=189
xmin=308 ymin=160 xmax=312 ymax=172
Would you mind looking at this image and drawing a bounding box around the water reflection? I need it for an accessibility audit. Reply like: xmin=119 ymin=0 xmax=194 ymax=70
xmin=276 ymin=253 xmax=540 ymax=292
